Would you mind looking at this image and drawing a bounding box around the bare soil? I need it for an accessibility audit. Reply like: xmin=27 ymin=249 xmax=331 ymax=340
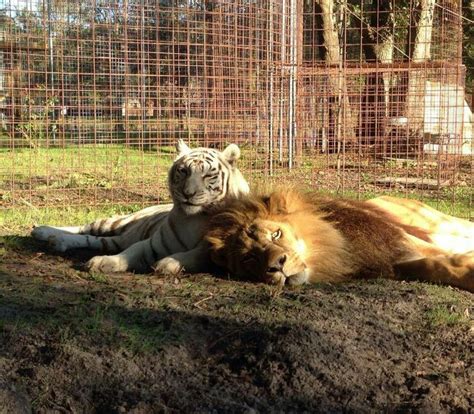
xmin=0 ymin=237 xmax=473 ymax=413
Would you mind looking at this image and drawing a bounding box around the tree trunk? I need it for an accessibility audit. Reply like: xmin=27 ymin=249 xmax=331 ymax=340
xmin=411 ymin=0 xmax=436 ymax=62
xmin=294 ymin=0 xmax=304 ymax=165
xmin=360 ymin=0 xmax=395 ymax=153
xmin=407 ymin=0 xmax=437 ymax=132
xmin=316 ymin=0 xmax=356 ymax=152
xmin=318 ymin=0 xmax=339 ymax=65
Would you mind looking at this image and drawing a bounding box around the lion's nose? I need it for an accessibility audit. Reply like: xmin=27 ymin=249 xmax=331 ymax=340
xmin=267 ymin=254 xmax=287 ymax=273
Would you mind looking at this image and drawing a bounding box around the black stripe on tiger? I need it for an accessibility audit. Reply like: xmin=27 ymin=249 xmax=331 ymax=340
xmin=95 ymin=219 xmax=108 ymax=235
xmin=111 ymin=238 xmax=122 ymax=252
xmin=168 ymin=218 xmax=187 ymax=250
xmin=219 ymin=165 xmax=227 ymax=196
xmin=204 ymin=155 xmax=216 ymax=163
xmin=113 ymin=219 xmax=136 ymax=237
xmin=110 ymin=217 xmax=126 ymax=235
xmin=159 ymin=225 xmax=172 ymax=256
xmin=149 ymin=238 xmax=159 ymax=261
xmin=143 ymin=219 xmax=159 ymax=239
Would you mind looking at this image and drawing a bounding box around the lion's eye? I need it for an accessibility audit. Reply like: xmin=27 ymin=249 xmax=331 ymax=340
xmin=271 ymin=229 xmax=282 ymax=241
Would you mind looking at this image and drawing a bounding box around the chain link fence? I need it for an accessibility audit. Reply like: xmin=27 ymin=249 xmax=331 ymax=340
xmin=0 ymin=0 xmax=471 ymax=218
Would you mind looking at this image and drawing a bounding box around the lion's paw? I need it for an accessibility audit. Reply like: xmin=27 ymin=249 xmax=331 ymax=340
xmin=447 ymin=252 xmax=474 ymax=270
xmin=153 ymin=257 xmax=183 ymax=276
xmin=86 ymin=255 xmax=128 ymax=273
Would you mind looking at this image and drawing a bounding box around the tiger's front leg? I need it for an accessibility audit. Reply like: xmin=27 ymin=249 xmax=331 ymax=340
xmin=86 ymin=238 xmax=156 ymax=273
xmin=153 ymin=243 xmax=209 ymax=276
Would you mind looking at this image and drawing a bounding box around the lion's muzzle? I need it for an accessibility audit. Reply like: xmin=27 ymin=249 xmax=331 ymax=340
xmin=266 ymin=252 xmax=287 ymax=274
xmin=261 ymin=248 xmax=308 ymax=286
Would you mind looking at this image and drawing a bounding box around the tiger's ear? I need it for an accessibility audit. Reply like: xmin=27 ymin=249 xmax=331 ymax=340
xmin=222 ymin=143 xmax=241 ymax=166
xmin=176 ymin=139 xmax=191 ymax=156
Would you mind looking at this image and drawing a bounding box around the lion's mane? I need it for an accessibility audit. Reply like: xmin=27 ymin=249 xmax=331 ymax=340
xmin=205 ymin=190 xmax=431 ymax=283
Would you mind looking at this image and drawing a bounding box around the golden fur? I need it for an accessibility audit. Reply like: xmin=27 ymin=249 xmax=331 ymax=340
xmin=205 ymin=191 xmax=474 ymax=292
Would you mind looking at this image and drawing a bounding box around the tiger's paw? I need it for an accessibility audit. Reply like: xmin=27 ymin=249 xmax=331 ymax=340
xmin=48 ymin=234 xmax=70 ymax=252
xmin=31 ymin=225 xmax=58 ymax=241
xmin=31 ymin=227 xmax=69 ymax=252
xmin=86 ymin=255 xmax=128 ymax=273
xmin=153 ymin=257 xmax=183 ymax=276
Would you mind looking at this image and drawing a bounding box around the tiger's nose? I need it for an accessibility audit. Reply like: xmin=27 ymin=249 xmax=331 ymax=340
xmin=267 ymin=254 xmax=287 ymax=273
xmin=183 ymin=188 xmax=196 ymax=198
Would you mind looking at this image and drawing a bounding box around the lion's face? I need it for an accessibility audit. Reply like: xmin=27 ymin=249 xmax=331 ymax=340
xmin=209 ymin=217 xmax=310 ymax=286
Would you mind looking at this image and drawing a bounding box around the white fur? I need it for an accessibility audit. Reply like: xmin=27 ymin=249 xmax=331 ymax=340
xmin=31 ymin=204 xmax=173 ymax=253
xmin=31 ymin=141 xmax=250 ymax=275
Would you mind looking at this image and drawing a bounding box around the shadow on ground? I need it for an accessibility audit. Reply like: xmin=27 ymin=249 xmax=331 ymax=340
xmin=0 ymin=237 xmax=473 ymax=413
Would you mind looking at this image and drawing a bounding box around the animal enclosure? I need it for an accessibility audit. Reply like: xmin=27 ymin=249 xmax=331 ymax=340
xmin=0 ymin=0 xmax=472 ymax=217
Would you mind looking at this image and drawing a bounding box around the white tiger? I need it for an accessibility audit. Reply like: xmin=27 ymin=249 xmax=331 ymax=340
xmin=31 ymin=139 xmax=250 ymax=275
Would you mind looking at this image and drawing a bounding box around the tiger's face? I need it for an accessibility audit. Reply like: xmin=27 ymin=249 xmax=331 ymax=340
xmin=169 ymin=140 xmax=246 ymax=215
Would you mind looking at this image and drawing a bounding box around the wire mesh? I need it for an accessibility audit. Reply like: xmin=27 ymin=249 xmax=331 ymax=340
xmin=0 ymin=0 xmax=471 ymax=218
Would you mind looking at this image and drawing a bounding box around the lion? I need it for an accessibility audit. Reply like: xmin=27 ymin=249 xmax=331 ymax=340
xmin=204 ymin=190 xmax=474 ymax=292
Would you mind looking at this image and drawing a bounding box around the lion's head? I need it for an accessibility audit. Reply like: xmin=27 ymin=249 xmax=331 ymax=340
xmin=205 ymin=191 xmax=352 ymax=286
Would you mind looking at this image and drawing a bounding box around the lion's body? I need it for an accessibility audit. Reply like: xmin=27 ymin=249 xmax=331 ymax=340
xmin=205 ymin=191 xmax=474 ymax=292
xmin=367 ymin=196 xmax=474 ymax=254
xmin=32 ymin=140 xmax=249 ymax=274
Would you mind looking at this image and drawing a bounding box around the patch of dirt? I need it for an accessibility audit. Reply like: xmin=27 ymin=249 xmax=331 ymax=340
xmin=0 ymin=239 xmax=473 ymax=413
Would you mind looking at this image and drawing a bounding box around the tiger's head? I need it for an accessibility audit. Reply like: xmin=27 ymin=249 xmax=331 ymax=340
xmin=169 ymin=139 xmax=250 ymax=215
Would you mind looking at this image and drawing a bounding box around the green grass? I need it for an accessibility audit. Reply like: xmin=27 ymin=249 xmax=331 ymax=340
xmin=341 ymin=188 xmax=473 ymax=218
xmin=424 ymin=305 xmax=469 ymax=327
xmin=0 ymin=144 xmax=173 ymax=189
xmin=87 ymin=271 xmax=109 ymax=284
xmin=1 ymin=182 xmax=471 ymax=237
xmin=0 ymin=145 xmax=472 ymax=234
xmin=421 ymin=283 xmax=471 ymax=328
xmin=0 ymin=204 xmax=143 ymax=235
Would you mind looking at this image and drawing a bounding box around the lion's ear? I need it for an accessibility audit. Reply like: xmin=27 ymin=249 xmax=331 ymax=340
xmin=265 ymin=191 xmax=304 ymax=215
xmin=206 ymin=236 xmax=228 ymax=267
xmin=206 ymin=235 xmax=225 ymax=250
